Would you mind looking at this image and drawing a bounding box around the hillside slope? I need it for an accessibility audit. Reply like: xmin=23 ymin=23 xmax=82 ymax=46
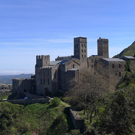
xmin=113 ymin=41 xmax=135 ymax=58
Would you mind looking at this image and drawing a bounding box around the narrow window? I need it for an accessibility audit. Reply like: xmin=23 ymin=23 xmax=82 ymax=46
xmin=82 ymin=50 xmax=83 ymax=53
xmin=43 ymin=78 xmax=45 ymax=84
xmin=82 ymin=44 xmax=83 ymax=47
xmin=24 ymin=89 xmax=26 ymax=92
xmin=92 ymin=60 xmax=93 ymax=63
xmin=112 ymin=64 xmax=114 ymax=68
xmin=91 ymin=65 xmax=93 ymax=68
xmin=48 ymin=78 xmax=49 ymax=85
xmin=40 ymin=78 xmax=42 ymax=84
xmin=82 ymin=55 xmax=83 ymax=58
xmin=119 ymin=64 xmax=121 ymax=68
xmin=119 ymin=72 xmax=121 ymax=77
xmin=73 ymin=64 xmax=75 ymax=68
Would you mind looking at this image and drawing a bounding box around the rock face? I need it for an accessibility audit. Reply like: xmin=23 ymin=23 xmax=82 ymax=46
xmin=113 ymin=41 xmax=135 ymax=58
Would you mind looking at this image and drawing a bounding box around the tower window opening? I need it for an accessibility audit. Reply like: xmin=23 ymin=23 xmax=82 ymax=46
xmin=119 ymin=64 xmax=121 ymax=68
xmin=43 ymin=78 xmax=45 ymax=84
xmin=40 ymin=78 xmax=42 ymax=85
xmin=119 ymin=72 xmax=121 ymax=77
xmin=48 ymin=79 xmax=50 ymax=85
xmin=112 ymin=64 xmax=114 ymax=68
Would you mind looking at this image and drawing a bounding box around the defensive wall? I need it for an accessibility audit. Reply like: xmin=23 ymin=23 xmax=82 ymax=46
xmin=6 ymin=98 xmax=50 ymax=105
xmin=69 ymin=108 xmax=84 ymax=129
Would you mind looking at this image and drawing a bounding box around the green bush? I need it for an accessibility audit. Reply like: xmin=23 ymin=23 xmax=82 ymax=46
xmin=51 ymin=97 xmax=61 ymax=107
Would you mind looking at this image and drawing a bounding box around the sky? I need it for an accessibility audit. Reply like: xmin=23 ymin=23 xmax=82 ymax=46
xmin=0 ymin=0 xmax=135 ymax=75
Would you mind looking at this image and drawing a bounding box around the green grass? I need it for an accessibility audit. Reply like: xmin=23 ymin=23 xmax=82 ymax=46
xmin=0 ymin=99 xmax=73 ymax=135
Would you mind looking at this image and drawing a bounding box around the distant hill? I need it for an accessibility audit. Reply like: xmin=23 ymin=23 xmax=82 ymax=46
xmin=0 ymin=74 xmax=33 ymax=84
xmin=113 ymin=41 xmax=135 ymax=58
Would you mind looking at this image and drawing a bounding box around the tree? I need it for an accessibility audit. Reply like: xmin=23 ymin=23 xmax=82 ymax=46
xmin=67 ymin=70 xmax=107 ymax=123
xmin=97 ymin=88 xmax=135 ymax=134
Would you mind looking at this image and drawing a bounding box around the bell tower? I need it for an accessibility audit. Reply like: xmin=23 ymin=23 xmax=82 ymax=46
xmin=74 ymin=37 xmax=87 ymax=60
xmin=97 ymin=37 xmax=109 ymax=58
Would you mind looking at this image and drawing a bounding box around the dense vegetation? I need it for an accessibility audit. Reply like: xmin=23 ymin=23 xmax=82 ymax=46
xmin=1 ymin=69 xmax=135 ymax=134
xmin=62 ymin=69 xmax=135 ymax=135
xmin=0 ymin=98 xmax=77 ymax=135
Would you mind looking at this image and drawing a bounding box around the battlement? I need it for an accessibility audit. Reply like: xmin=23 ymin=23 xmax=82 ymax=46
xmin=36 ymin=55 xmax=50 ymax=68
xmin=74 ymin=37 xmax=87 ymax=43
xmin=36 ymin=55 xmax=50 ymax=60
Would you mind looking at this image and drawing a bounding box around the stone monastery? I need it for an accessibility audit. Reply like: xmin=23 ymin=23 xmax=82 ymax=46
xmin=12 ymin=37 xmax=135 ymax=99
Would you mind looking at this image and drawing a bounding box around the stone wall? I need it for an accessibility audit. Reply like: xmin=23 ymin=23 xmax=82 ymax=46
xmin=97 ymin=37 xmax=109 ymax=58
xmin=69 ymin=108 xmax=84 ymax=129
xmin=7 ymin=98 xmax=50 ymax=105
xmin=12 ymin=79 xmax=33 ymax=99
xmin=59 ymin=58 xmax=81 ymax=91
xmin=96 ymin=58 xmax=126 ymax=91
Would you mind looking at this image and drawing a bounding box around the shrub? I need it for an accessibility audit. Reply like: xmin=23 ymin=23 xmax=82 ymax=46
xmin=51 ymin=97 xmax=61 ymax=107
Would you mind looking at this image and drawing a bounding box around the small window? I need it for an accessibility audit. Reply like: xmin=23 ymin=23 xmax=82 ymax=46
xmin=82 ymin=44 xmax=83 ymax=47
xmin=43 ymin=70 xmax=45 ymax=75
xmin=24 ymin=89 xmax=26 ymax=92
xmin=73 ymin=64 xmax=75 ymax=68
xmin=40 ymin=78 xmax=42 ymax=85
xmin=82 ymin=55 xmax=83 ymax=58
xmin=82 ymin=50 xmax=83 ymax=53
xmin=92 ymin=60 xmax=93 ymax=63
xmin=84 ymin=45 xmax=86 ymax=48
xmin=84 ymin=50 xmax=86 ymax=53
xmin=119 ymin=64 xmax=121 ymax=68
xmin=119 ymin=72 xmax=121 ymax=77
xmin=115 ymin=73 xmax=117 ymax=76
xmin=112 ymin=64 xmax=114 ymax=68
xmin=48 ymin=79 xmax=49 ymax=85
xmin=91 ymin=65 xmax=93 ymax=68
xmin=43 ymin=78 xmax=45 ymax=84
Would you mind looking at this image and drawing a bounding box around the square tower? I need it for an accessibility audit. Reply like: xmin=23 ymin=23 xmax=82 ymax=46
xmin=97 ymin=37 xmax=109 ymax=58
xmin=74 ymin=37 xmax=87 ymax=60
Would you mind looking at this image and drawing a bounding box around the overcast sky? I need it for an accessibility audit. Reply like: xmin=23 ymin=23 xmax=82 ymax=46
xmin=0 ymin=0 xmax=135 ymax=75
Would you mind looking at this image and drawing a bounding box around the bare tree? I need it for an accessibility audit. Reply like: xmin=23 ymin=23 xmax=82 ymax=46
xmin=68 ymin=70 xmax=107 ymax=123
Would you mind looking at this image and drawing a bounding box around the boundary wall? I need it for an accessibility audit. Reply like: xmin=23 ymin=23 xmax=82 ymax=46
xmin=69 ymin=108 xmax=84 ymax=129
xmin=6 ymin=98 xmax=50 ymax=105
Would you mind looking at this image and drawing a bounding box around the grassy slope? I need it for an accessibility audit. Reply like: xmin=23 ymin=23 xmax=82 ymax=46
xmin=0 ymin=100 xmax=73 ymax=135
xmin=113 ymin=41 xmax=135 ymax=58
